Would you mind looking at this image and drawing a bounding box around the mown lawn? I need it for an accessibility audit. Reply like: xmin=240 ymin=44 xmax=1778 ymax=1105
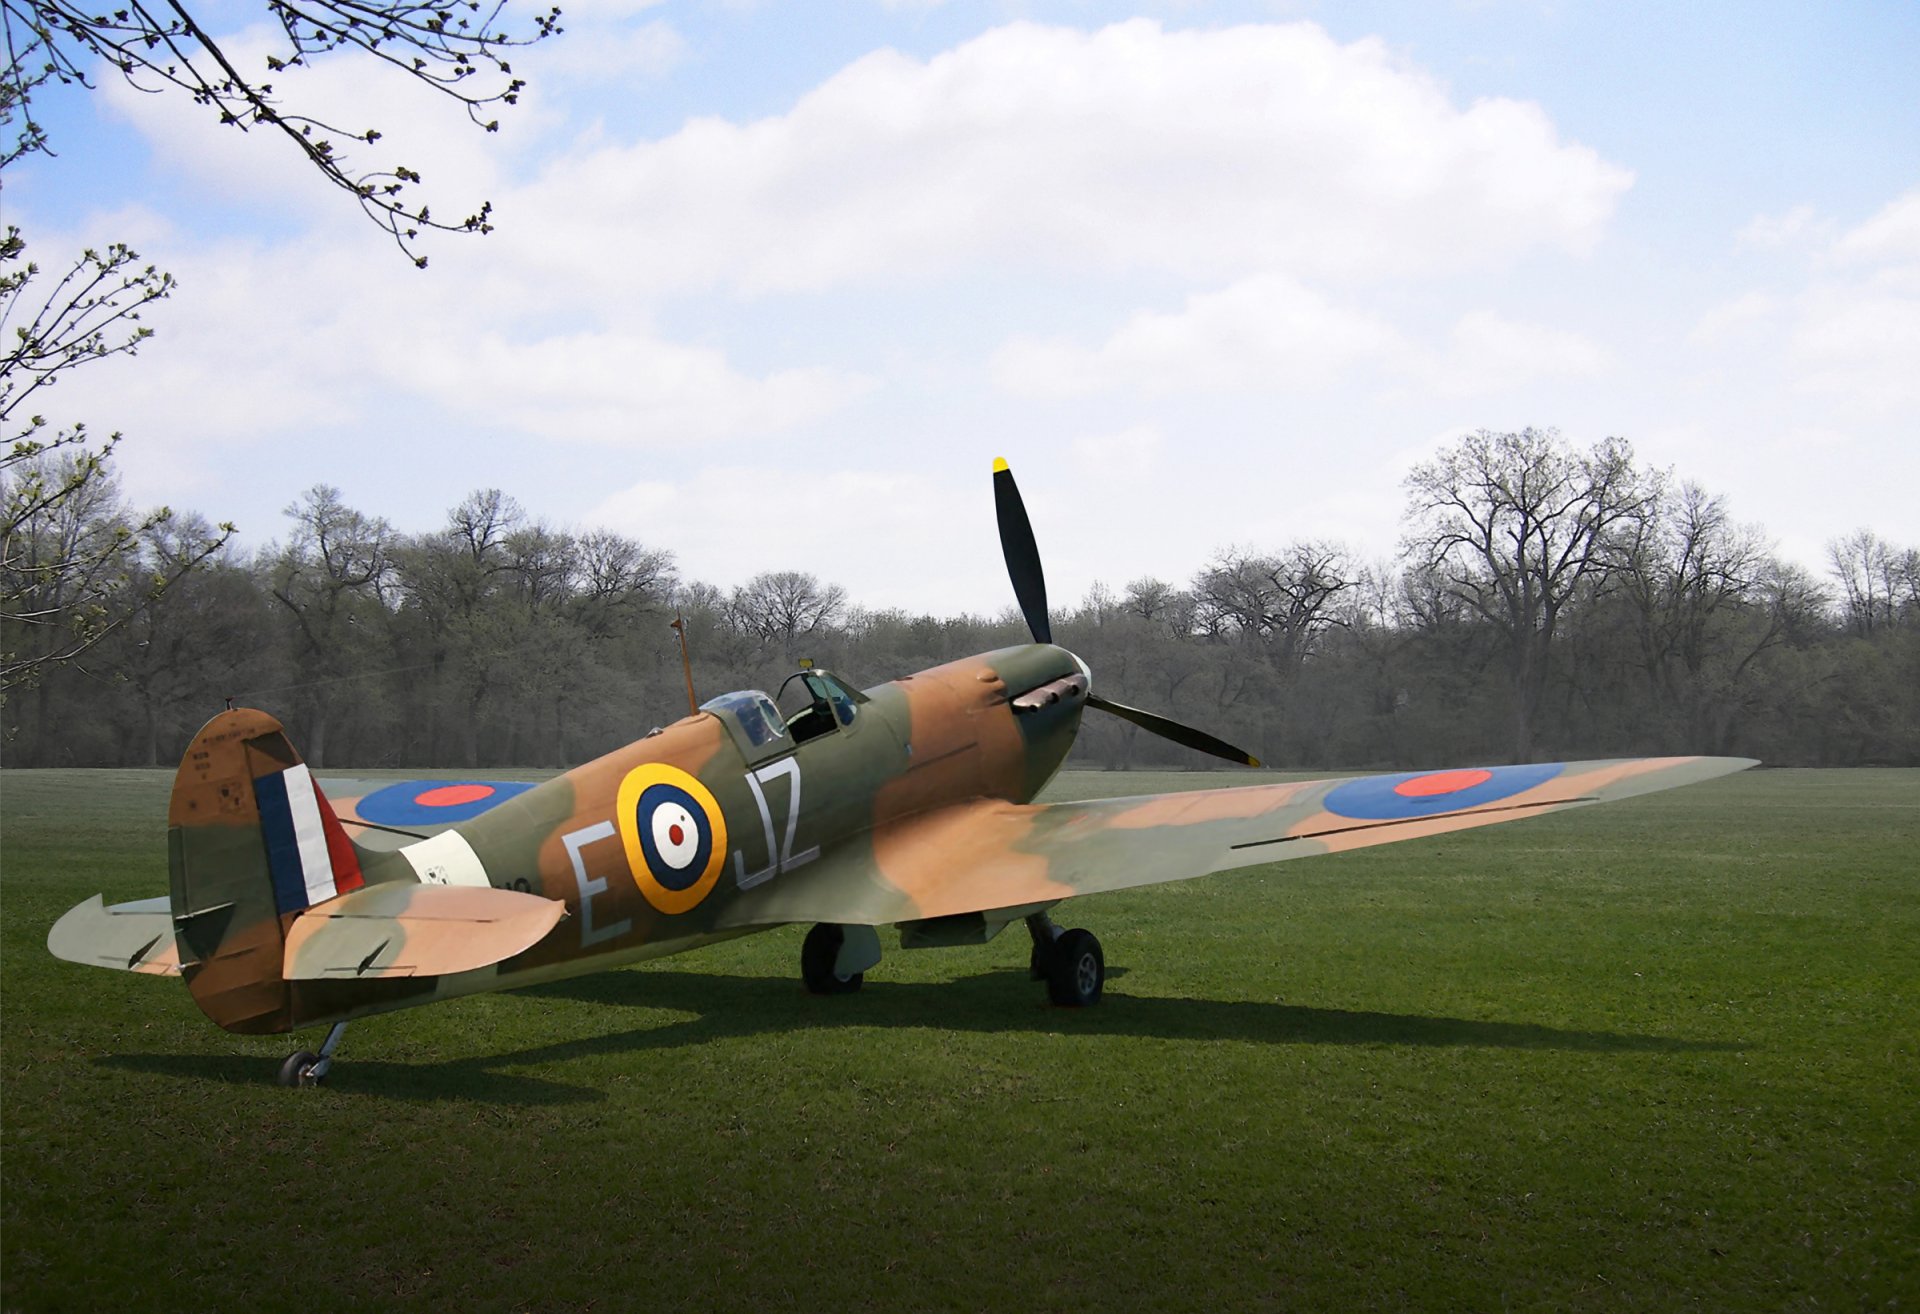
xmin=2 ymin=766 xmax=1915 ymax=1311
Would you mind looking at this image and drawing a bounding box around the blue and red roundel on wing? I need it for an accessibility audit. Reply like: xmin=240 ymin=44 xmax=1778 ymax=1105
xmin=354 ymin=780 xmax=534 ymax=827
xmin=1323 ymin=763 xmax=1566 ymax=821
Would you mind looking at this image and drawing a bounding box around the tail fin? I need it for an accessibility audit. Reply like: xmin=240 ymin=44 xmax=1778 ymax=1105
xmin=163 ymin=708 xmax=567 ymax=1034
xmin=169 ymin=708 xmax=365 ymax=1033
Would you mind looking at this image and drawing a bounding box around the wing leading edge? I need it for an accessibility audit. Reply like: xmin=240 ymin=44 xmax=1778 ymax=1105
xmin=721 ymin=756 xmax=1757 ymax=929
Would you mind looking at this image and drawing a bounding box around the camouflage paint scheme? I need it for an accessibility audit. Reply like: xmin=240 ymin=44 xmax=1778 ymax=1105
xmin=49 ymin=639 xmax=1754 ymax=1040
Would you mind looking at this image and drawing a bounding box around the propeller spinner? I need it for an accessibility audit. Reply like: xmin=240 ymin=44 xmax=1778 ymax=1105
xmin=992 ymin=458 xmax=1262 ymax=768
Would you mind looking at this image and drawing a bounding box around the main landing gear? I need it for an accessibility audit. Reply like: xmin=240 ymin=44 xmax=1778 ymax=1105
xmin=799 ymin=916 xmax=1107 ymax=1007
xmin=1027 ymin=914 xmax=1104 ymax=1007
xmin=277 ymin=1021 xmax=348 ymax=1088
xmin=802 ymin=923 xmax=882 ymax=995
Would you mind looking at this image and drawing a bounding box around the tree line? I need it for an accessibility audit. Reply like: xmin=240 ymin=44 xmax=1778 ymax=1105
xmin=3 ymin=428 xmax=1916 ymax=771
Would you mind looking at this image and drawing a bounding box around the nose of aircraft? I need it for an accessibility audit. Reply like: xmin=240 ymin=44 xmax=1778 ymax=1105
xmin=991 ymin=460 xmax=1262 ymax=768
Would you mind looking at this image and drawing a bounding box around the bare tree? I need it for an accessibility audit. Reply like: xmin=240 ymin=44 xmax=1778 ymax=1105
xmin=120 ymin=515 xmax=276 ymax=763
xmin=1827 ymin=529 xmax=1917 ymax=637
xmin=267 ymin=484 xmax=394 ymax=764
xmin=4 ymin=0 xmax=560 ymax=264
xmin=1 ymin=232 xmax=230 ymax=693
xmin=1402 ymin=427 xmax=1657 ymax=762
xmin=730 ymin=570 xmax=848 ymax=658
xmin=1626 ymin=484 xmax=1769 ymax=684
xmin=1618 ymin=482 xmax=1799 ymax=752
xmin=573 ymin=529 xmax=674 ymax=638
xmin=1184 ymin=542 xmax=1354 ymax=764
xmin=1193 ymin=541 xmax=1354 ymax=669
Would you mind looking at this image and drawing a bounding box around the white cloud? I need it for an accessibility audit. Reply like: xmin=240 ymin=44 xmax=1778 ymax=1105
xmin=37 ymin=214 xmax=872 ymax=535
xmin=1688 ymin=292 xmax=1780 ymax=347
xmin=992 ymin=284 xmax=1604 ymax=401
xmin=993 ymin=274 xmax=1403 ymax=397
xmin=1826 ymin=187 xmax=1920 ymax=269
xmin=1791 ymin=285 xmax=1920 ymax=410
xmin=508 ymin=18 xmax=1632 ymax=297
xmin=1736 ymin=205 xmax=1822 ymax=250
xmin=521 ymin=17 xmax=686 ymax=83
xmin=1790 ymin=188 xmax=1920 ymax=412
xmin=1673 ymin=189 xmax=1920 ymax=424
xmin=402 ymin=331 xmax=872 ymax=445
xmin=550 ymin=0 xmax=667 ymax=19
xmin=1429 ymin=310 xmax=1610 ymax=396
xmin=1070 ymin=425 xmax=1161 ymax=478
xmin=584 ymin=466 xmax=973 ymax=605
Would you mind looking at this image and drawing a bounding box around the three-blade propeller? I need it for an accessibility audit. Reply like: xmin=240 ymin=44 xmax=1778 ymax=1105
xmin=993 ymin=457 xmax=1262 ymax=768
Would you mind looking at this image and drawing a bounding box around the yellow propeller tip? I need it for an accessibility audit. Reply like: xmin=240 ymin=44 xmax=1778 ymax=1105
xmin=1247 ymin=756 xmax=1264 ymax=768
xmin=992 ymin=457 xmax=1009 ymax=473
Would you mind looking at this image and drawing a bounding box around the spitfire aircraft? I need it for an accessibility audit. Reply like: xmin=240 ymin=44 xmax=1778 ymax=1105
xmin=49 ymin=460 xmax=1755 ymax=1085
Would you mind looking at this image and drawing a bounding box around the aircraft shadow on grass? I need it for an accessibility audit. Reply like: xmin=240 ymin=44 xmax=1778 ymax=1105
xmin=99 ymin=965 xmax=1742 ymax=1106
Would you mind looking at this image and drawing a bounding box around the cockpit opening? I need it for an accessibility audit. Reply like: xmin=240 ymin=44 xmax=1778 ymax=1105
xmin=777 ymin=669 xmax=865 ymax=745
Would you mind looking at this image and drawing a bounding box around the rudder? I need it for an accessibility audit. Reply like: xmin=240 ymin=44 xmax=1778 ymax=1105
xmin=169 ymin=708 xmax=365 ymax=1033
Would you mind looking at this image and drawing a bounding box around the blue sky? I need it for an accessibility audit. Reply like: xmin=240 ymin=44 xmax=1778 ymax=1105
xmin=11 ymin=1 xmax=1918 ymax=614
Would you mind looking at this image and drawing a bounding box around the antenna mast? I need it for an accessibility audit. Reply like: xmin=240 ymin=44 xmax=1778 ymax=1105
xmin=670 ymin=614 xmax=698 ymax=717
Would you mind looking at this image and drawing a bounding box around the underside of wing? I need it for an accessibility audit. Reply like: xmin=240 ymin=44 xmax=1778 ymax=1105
xmin=720 ymin=756 xmax=1757 ymax=930
xmin=280 ymin=882 xmax=567 ymax=979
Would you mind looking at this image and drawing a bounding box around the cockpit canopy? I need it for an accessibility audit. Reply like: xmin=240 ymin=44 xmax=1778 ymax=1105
xmin=699 ymin=689 xmax=787 ymax=748
xmin=700 ymin=669 xmax=869 ymax=753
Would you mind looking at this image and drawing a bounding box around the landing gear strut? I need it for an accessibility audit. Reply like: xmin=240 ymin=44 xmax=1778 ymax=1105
xmin=277 ymin=1022 xmax=348 ymax=1088
xmin=1027 ymin=914 xmax=1104 ymax=1006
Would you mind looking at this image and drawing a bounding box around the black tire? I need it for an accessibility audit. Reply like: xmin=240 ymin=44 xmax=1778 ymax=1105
xmin=1045 ymin=929 xmax=1104 ymax=1007
xmin=801 ymin=923 xmax=863 ymax=995
xmin=277 ymin=1050 xmax=322 ymax=1088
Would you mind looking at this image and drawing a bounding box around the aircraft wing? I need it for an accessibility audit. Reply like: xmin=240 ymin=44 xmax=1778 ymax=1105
xmin=719 ymin=756 xmax=1757 ymax=929
xmin=321 ymin=777 xmax=539 ymax=844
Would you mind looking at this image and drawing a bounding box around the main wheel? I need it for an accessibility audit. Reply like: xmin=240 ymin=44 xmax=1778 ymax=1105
xmin=1045 ymin=928 xmax=1104 ymax=1006
xmin=801 ymin=923 xmax=863 ymax=995
xmin=277 ymin=1050 xmax=323 ymax=1088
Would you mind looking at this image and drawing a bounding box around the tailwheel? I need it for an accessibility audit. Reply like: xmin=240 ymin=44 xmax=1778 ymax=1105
xmin=801 ymin=922 xmax=864 ymax=995
xmin=1044 ymin=928 xmax=1104 ymax=1007
xmin=277 ymin=1051 xmax=324 ymax=1088
xmin=275 ymin=1022 xmax=348 ymax=1088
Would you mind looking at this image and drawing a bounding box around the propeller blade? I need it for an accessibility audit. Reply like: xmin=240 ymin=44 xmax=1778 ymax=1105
xmin=993 ymin=457 xmax=1052 ymax=644
xmin=1087 ymin=693 xmax=1263 ymax=768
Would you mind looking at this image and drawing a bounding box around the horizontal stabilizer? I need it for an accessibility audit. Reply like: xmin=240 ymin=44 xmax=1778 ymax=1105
xmin=280 ymin=882 xmax=566 ymax=980
xmin=48 ymin=895 xmax=183 ymax=976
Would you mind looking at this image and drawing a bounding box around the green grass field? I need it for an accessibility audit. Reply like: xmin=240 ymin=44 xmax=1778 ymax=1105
xmin=3 ymin=766 xmax=1915 ymax=1312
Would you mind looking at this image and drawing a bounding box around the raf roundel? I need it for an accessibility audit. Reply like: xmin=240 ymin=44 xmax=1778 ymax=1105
xmin=616 ymin=763 xmax=728 ymax=915
xmin=352 ymin=779 xmax=533 ymax=827
xmin=1322 ymin=762 xmax=1567 ymax=821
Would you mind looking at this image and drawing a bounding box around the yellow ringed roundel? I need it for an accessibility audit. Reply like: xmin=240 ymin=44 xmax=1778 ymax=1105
xmin=615 ymin=763 xmax=728 ymax=915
